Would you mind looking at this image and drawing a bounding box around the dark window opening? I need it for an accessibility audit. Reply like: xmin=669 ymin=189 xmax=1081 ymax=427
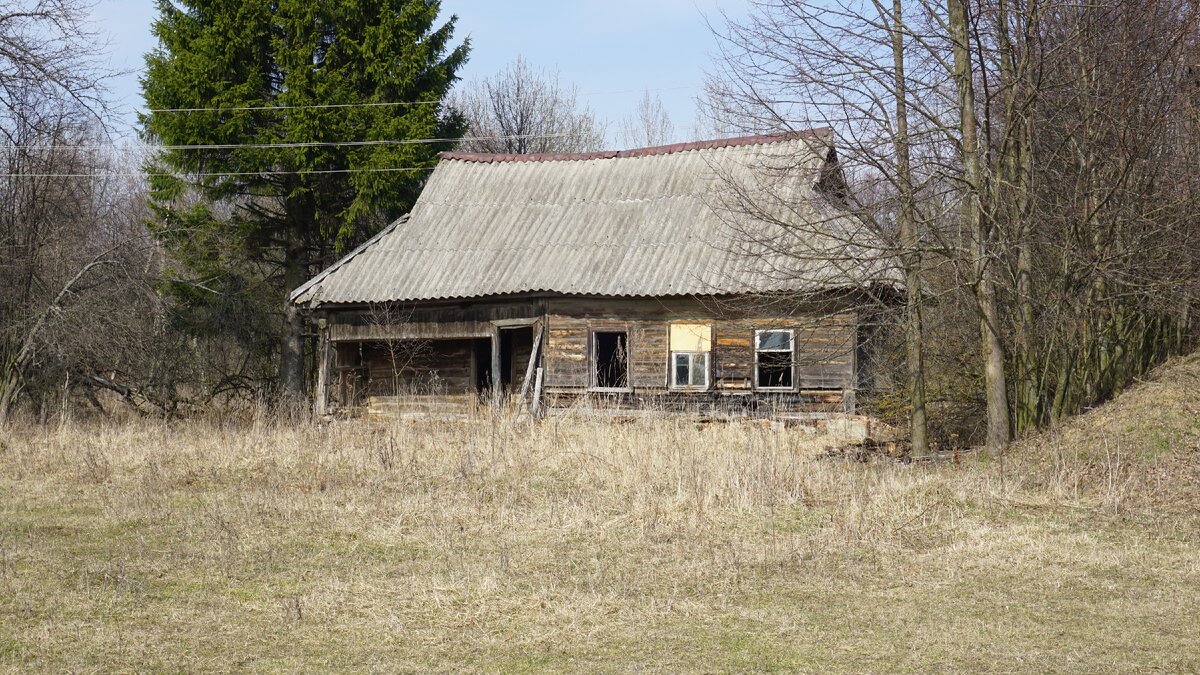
xmin=593 ymin=331 xmax=629 ymax=389
xmin=499 ymin=329 xmax=515 ymax=390
xmin=756 ymin=329 xmax=794 ymax=389
xmin=756 ymin=352 xmax=793 ymax=388
xmin=473 ymin=338 xmax=492 ymax=394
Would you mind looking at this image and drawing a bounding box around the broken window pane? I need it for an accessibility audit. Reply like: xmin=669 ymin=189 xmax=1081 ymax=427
xmin=671 ymin=352 xmax=709 ymax=389
xmin=756 ymin=329 xmax=795 ymax=389
xmin=757 ymin=351 xmax=793 ymax=388
xmin=674 ymin=353 xmax=690 ymax=387
xmin=756 ymin=330 xmax=792 ymax=351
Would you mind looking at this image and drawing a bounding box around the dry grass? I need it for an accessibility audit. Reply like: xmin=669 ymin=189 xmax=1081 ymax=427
xmin=2 ymin=359 xmax=1200 ymax=672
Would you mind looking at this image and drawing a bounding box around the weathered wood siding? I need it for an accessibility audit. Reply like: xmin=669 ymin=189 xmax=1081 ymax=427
xmin=362 ymin=339 xmax=474 ymax=396
xmin=541 ymin=297 xmax=858 ymax=413
xmin=323 ymin=294 xmax=866 ymax=417
xmin=329 ymin=299 xmax=541 ymax=342
xmin=366 ymin=393 xmax=477 ymax=418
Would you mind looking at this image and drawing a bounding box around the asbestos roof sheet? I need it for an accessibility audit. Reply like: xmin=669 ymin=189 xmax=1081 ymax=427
xmin=291 ymin=129 xmax=891 ymax=306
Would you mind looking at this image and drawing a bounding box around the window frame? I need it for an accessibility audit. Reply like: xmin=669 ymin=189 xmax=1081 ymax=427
xmin=589 ymin=328 xmax=633 ymax=393
xmin=669 ymin=350 xmax=710 ymax=391
xmin=753 ymin=328 xmax=796 ymax=391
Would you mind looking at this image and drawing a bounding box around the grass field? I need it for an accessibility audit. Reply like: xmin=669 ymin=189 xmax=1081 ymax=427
xmin=2 ymin=358 xmax=1199 ymax=672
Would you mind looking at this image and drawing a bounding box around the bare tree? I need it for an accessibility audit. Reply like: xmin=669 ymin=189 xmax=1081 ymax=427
xmin=450 ymin=56 xmax=605 ymax=154
xmin=0 ymin=118 xmax=171 ymax=422
xmin=705 ymin=0 xmax=1200 ymax=451
xmin=704 ymin=0 xmax=943 ymax=456
xmin=619 ymin=91 xmax=676 ymax=148
xmin=949 ymin=0 xmax=1011 ymax=454
xmin=0 ymin=0 xmax=109 ymax=139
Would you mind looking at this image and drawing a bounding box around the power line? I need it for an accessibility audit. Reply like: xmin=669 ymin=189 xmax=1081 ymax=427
xmin=147 ymin=100 xmax=438 ymax=113
xmin=0 ymin=131 xmax=583 ymax=152
xmin=0 ymin=166 xmax=435 ymax=179
xmin=579 ymin=85 xmax=696 ymax=97
xmin=142 ymin=85 xmax=698 ymax=114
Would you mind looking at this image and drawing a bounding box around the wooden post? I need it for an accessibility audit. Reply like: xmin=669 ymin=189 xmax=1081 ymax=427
xmin=491 ymin=324 xmax=502 ymax=405
xmin=531 ymin=366 xmax=544 ymax=416
xmin=518 ymin=322 xmax=544 ymax=401
xmin=314 ymin=318 xmax=331 ymax=417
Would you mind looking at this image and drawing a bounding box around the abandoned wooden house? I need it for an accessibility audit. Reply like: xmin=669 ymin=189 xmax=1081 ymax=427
xmin=290 ymin=129 xmax=893 ymax=418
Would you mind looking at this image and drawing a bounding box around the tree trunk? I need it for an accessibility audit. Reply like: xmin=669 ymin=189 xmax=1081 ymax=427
xmin=888 ymin=0 xmax=929 ymax=458
xmin=0 ymin=369 xmax=20 ymax=426
xmin=949 ymin=0 xmax=1011 ymax=454
xmin=278 ymin=242 xmax=307 ymax=402
xmin=996 ymin=0 xmax=1040 ymax=434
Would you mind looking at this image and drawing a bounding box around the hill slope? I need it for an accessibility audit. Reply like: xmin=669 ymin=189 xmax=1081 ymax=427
xmin=1008 ymin=350 xmax=1200 ymax=516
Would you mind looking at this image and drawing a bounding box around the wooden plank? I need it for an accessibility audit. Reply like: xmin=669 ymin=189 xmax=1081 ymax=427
xmin=532 ymin=367 xmax=544 ymax=416
xmin=314 ymin=323 xmax=331 ymax=416
xmin=518 ymin=323 xmax=544 ymax=400
xmin=491 ymin=324 xmax=501 ymax=404
xmin=331 ymin=321 xmax=494 ymax=341
xmin=361 ymin=339 xmax=474 ymax=396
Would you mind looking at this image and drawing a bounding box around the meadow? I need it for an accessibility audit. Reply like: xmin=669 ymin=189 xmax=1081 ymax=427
xmin=2 ymin=356 xmax=1199 ymax=672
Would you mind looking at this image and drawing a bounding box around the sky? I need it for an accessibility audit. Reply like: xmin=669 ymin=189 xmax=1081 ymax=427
xmin=90 ymin=0 xmax=745 ymax=146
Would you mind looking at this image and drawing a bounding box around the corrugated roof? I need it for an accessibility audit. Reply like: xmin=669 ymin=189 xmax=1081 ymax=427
xmin=291 ymin=129 xmax=891 ymax=306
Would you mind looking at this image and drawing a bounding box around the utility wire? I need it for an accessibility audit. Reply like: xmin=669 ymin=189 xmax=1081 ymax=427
xmin=0 ymin=131 xmax=583 ymax=152
xmin=148 ymin=100 xmax=437 ymax=113
xmin=0 ymin=166 xmax=435 ymax=179
xmin=142 ymin=85 xmax=697 ymax=114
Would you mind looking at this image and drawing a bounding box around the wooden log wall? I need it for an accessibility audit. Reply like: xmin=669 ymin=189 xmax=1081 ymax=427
xmin=361 ymin=339 xmax=474 ymax=396
xmin=541 ymin=296 xmax=859 ymax=413
xmin=321 ymin=294 xmax=866 ymax=417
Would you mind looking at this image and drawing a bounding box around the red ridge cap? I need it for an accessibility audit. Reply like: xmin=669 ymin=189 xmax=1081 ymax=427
xmin=438 ymin=128 xmax=833 ymax=163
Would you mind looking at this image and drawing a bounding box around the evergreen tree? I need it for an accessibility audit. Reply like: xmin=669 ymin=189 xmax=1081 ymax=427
xmin=141 ymin=0 xmax=468 ymax=400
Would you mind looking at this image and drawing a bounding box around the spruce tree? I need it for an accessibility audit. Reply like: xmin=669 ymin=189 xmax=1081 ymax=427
xmin=141 ymin=0 xmax=468 ymax=401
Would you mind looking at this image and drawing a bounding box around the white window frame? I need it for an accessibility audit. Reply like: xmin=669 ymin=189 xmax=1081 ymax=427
xmin=669 ymin=351 xmax=710 ymax=391
xmin=754 ymin=328 xmax=796 ymax=391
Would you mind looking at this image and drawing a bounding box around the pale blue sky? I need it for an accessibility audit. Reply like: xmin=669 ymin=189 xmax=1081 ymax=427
xmin=91 ymin=0 xmax=745 ymax=145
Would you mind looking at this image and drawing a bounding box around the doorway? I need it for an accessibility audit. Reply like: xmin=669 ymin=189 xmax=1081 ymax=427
xmin=472 ymin=338 xmax=492 ymax=395
xmin=499 ymin=326 xmax=534 ymax=392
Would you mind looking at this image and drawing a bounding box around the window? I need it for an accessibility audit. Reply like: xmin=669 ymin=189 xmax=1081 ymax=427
xmin=755 ymin=329 xmax=794 ymax=389
xmin=672 ymin=352 xmax=709 ymax=389
xmin=593 ymin=331 xmax=629 ymax=389
xmin=670 ymin=323 xmax=712 ymax=390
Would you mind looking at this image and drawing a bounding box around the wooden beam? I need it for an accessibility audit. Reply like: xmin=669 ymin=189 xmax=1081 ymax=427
xmin=492 ymin=317 xmax=540 ymax=328
xmin=518 ymin=321 xmax=544 ymax=401
xmin=491 ymin=324 xmax=502 ymax=403
xmin=330 ymin=321 xmax=494 ymax=342
xmin=531 ymin=366 xmax=544 ymax=416
xmin=314 ymin=319 xmax=331 ymax=417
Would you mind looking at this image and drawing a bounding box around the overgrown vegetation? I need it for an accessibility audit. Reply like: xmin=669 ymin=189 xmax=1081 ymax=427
xmin=2 ymin=353 xmax=1199 ymax=670
xmin=4 ymin=2 xmax=1198 ymax=668
xmin=3 ymin=0 xmax=1197 ymax=448
xmin=142 ymin=0 xmax=471 ymax=401
xmin=706 ymin=0 xmax=1200 ymax=452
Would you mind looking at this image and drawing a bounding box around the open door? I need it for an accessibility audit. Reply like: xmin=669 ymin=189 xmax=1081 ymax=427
xmin=499 ymin=326 xmax=534 ymax=394
xmin=472 ymin=338 xmax=492 ymax=395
